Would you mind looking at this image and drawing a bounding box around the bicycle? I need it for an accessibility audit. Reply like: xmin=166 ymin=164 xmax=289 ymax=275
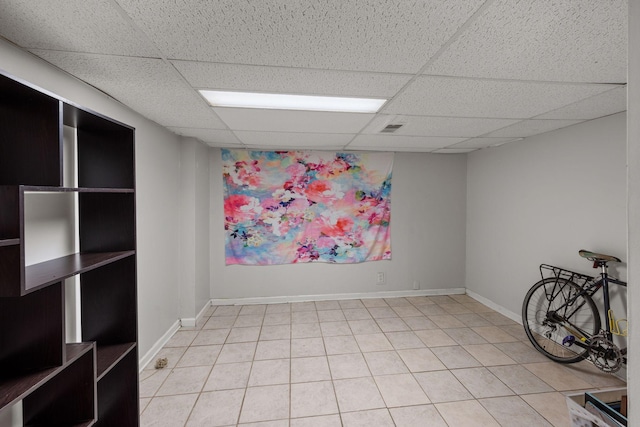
xmin=521 ymin=250 xmax=627 ymax=373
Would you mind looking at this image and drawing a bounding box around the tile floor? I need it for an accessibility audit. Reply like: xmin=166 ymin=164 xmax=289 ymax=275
xmin=139 ymin=294 xmax=625 ymax=426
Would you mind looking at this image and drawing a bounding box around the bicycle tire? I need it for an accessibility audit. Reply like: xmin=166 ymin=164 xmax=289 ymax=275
xmin=522 ymin=277 xmax=600 ymax=363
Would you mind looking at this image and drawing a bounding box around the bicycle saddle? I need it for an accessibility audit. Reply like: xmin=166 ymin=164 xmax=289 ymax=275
xmin=578 ymin=249 xmax=621 ymax=263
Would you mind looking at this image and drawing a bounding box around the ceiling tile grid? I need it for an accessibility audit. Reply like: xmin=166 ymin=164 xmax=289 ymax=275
xmin=0 ymin=0 xmax=628 ymax=152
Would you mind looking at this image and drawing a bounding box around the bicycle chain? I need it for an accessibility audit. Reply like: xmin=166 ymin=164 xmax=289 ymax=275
xmin=588 ymin=335 xmax=623 ymax=373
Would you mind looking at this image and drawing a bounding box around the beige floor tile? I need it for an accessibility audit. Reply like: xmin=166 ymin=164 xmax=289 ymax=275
xmin=493 ymin=341 xmax=550 ymax=363
xmin=463 ymin=302 xmax=496 ymax=313
xmin=367 ymin=307 xmax=398 ymax=319
xmin=192 ymin=328 xmax=229 ymax=346
xmin=333 ymin=377 xmax=385 ymax=412
xmin=176 ymin=345 xmax=222 ymax=367
xmin=239 ymin=384 xmax=290 ymax=424
xmin=290 ymin=381 xmax=339 ymax=418
xmin=323 ymin=335 xmax=360 ymax=355
xmin=339 ymin=300 xmax=365 ymax=309
xmin=317 ymin=309 xmax=346 ymax=322
xmin=139 ymin=397 xmax=151 ymax=414
xmin=328 ymin=353 xmax=371 ymax=379
xmin=290 ymin=414 xmax=342 ymax=426
xmin=343 ymin=308 xmax=373 ymax=320
xmin=291 ymin=356 xmax=331 ymax=382
xmin=392 ymin=306 xmax=423 ymax=317
xmin=203 ymin=362 xmax=251 ymax=391
xmin=238 ymin=420 xmax=289 ymax=426
xmin=263 ymin=313 xmax=291 ymax=326
xmin=143 ymin=347 xmax=187 ymax=371
xmin=213 ymin=305 xmax=242 ymax=316
xmin=217 ymin=342 xmax=257 ymax=363
xmin=291 ymin=302 xmax=316 ymax=312
xmin=292 ymin=310 xmax=320 ymax=324
xmin=226 ymin=326 xmax=261 ymax=343
xmin=239 ymin=305 xmax=267 ymax=316
xmin=234 ymin=314 xmax=265 ymax=327
xmin=435 ymin=400 xmax=500 ymax=427
xmin=140 ymin=394 xmax=198 ymax=427
xmin=255 ymin=339 xmax=291 ymax=360
xmin=414 ymin=329 xmax=457 ymax=347
xmin=341 ymin=409 xmax=394 ymax=427
xmin=361 ymin=298 xmax=389 ymax=308
xmin=499 ymin=323 xmax=529 ymax=340
xmin=439 ymin=303 xmax=473 ymax=314
xmin=204 ymin=316 xmax=236 ymax=329
xmin=315 ymin=300 xmax=342 ymax=310
xmin=521 ymin=392 xmax=572 ymax=427
xmin=403 ymin=316 xmax=439 ymax=330
xmin=320 ymin=321 xmax=352 ymax=337
xmin=414 ymin=370 xmax=474 ymax=403
xmin=291 ymin=337 xmax=326 ymax=357
xmin=524 ymin=362 xmax=595 ymax=391
xmin=451 ymin=367 xmax=514 ymax=398
xmin=453 ymin=313 xmax=493 ymax=327
xmin=560 ymin=360 xmax=627 ymax=388
xmin=449 ymin=294 xmax=476 ymax=304
xmin=417 ymin=304 xmax=447 ymax=316
xmin=385 ymin=297 xmax=411 ymax=306
xmin=374 ymin=373 xmax=430 ymax=407
xmin=249 ymin=359 xmax=290 ymax=386
xmin=186 ymin=389 xmax=244 ymax=426
xmin=444 ymin=327 xmax=488 ymax=345
xmin=488 ymin=365 xmax=554 ymax=394
xmin=165 ymin=330 xmax=198 ymax=347
xmin=363 ymin=351 xmax=409 ymax=375
xmin=463 ymin=343 xmax=516 ymax=366
xmin=348 ymin=319 xmax=382 ymax=334
xmin=375 ymin=317 xmax=410 ymax=332
xmin=139 ymin=369 xmax=172 ymax=398
xmin=389 ymin=404 xmax=448 ymax=427
xmin=354 ymin=333 xmax=393 ymax=352
xmin=397 ymin=348 xmax=446 ymax=372
xmin=156 ymin=366 xmax=211 ymax=396
xmin=266 ymin=303 xmax=291 ymax=314
xmin=479 ymin=312 xmax=518 ymax=326
xmin=259 ymin=324 xmax=291 ymax=341
xmin=428 ymin=296 xmax=458 ymax=304
xmin=385 ymin=331 xmax=425 ymax=349
xmin=431 ymin=346 xmax=482 ymax=369
xmin=480 ymin=396 xmax=553 ymax=426
xmin=292 ymin=322 xmax=322 ymax=338
xmin=472 ymin=325 xmax=519 ymax=343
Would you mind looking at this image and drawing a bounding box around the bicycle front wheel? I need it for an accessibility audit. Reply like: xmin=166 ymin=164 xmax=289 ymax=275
xmin=522 ymin=278 xmax=600 ymax=363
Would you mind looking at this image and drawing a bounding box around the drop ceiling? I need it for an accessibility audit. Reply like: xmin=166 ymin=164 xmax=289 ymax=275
xmin=0 ymin=0 xmax=627 ymax=153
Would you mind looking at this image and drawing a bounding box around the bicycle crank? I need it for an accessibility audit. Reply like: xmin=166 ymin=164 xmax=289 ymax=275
xmin=588 ymin=336 xmax=623 ymax=373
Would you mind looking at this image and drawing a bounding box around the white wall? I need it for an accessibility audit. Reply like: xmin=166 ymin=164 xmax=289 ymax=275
xmin=0 ymin=39 xmax=183 ymax=359
xmin=466 ymin=113 xmax=627 ymax=318
xmin=179 ymin=137 xmax=211 ymax=322
xmin=209 ymin=150 xmax=467 ymax=301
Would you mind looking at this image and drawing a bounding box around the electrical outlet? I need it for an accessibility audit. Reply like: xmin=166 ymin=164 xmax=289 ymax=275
xmin=376 ymin=272 xmax=385 ymax=285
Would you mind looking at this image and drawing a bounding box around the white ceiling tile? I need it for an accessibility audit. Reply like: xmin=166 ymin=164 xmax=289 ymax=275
xmin=384 ymin=76 xmax=615 ymax=119
xmin=348 ymin=135 xmax=465 ymax=152
xmin=449 ymin=137 xmax=524 ymax=149
xmin=172 ymin=61 xmax=411 ymax=98
xmin=0 ymin=1 xmax=159 ymax=57
xmin=118 ymin=0 xmax=485 ymax=72
xmin=213 ymin=108 xmax=374 ymax=134
xmin=534 ymin=86 xmax=627 ymax=120
xmin=167 ymin=127 xmax=243 ymax=146
xmin=433 ymin=148 xmax=478 ymax=154
xmin=362 ymin=115 xmax=521 ymax=137
xmin=425 ymin=0 xmax=627 ymax=83
xmin=483 ymin=119 xmax=585 ymax=138
xmin=234 ymin=131 xmax=353 ymax=149
xmin=30 ymin=51 xmax=227 ymax=128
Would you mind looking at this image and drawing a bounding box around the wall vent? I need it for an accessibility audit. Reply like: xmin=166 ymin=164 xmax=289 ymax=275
xmin=380 ymin=124 xmax=403 ymax=133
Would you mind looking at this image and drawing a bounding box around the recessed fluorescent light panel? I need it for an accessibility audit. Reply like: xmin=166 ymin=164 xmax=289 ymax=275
xmin=199 ymin=90 xmax=386 ymax=113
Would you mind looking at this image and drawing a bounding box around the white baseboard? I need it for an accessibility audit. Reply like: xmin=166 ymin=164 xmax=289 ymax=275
xmin=180 ymin=300 xmax=213 ymax=327
xmin=465 ymin=289 xmax=521 ymax=324
xmin=138 ymin=319 xmax=180 ymax=372
xmin=210 ymin=288 xmax=466 ymax=306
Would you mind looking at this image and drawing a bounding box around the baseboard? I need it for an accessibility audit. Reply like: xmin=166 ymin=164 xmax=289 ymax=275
xmin=180 ymin=300 xmax=212 ymax=327
xmin=211 ymin=287 xmax=466 ymax=306
xmin=465 ymin=289 xmax=521 ymax=324
xmin=138 ymin=319 xmax=180 ymax=372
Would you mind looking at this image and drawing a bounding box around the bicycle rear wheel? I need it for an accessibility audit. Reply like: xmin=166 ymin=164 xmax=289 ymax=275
xmin=522 ymin=277 xmax=600 ymax=363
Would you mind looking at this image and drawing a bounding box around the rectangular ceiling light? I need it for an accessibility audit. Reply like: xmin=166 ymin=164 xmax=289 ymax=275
xmin=199 ymin=90 xmax=386 ymax=113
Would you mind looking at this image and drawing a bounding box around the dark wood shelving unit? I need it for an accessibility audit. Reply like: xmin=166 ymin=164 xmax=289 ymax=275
xmin=0 ymin=71 xmax=139 ymax=425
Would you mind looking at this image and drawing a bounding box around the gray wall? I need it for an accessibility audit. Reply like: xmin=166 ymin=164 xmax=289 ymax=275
xmin=466 ymin=113 xmax=627 ymax=317
xmin=209 ymin=150 xmax=468 ymax=301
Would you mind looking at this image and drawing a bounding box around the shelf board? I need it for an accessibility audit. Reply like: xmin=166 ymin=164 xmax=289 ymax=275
xmin=0 ymin=238 xmax=19 ymax=247
xmin=25 ymin=251 xmax=135 ymax=292
xmin=96 ymin=343 xmax=136 ymax=381
xmin=0 ymin=343 xmax=94 ymax=414
xmin=22 ymin=185 xmax=134 ymax=193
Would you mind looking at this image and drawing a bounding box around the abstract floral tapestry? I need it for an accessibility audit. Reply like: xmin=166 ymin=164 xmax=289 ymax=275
xmin=223 ymin=149 xmax=393 ymax=265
